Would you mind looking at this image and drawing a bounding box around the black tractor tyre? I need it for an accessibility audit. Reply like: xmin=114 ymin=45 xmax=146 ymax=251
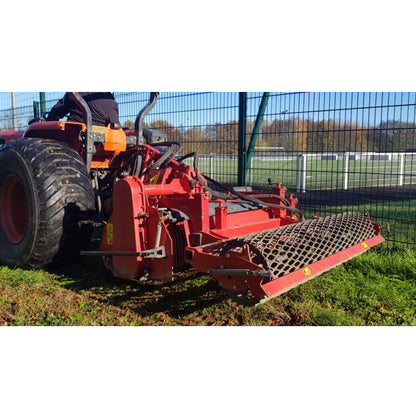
xmin=0 ymin=138 xmax=96 ymax=269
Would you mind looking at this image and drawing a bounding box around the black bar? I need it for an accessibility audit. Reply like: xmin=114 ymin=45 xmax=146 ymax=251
xmin=80 ymin=251 xmax=145 ymax=257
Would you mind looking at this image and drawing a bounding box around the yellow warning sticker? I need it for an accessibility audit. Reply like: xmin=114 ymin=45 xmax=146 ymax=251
xmin=150 ymin=172 xmax=160 ymax=185
xmin=303 ymin=267 xmax=312 ymax=276
xmin=107 ymin=223 xmax=113 ymax=245
xmin=361 ymin=242 xmax=368 ymax=248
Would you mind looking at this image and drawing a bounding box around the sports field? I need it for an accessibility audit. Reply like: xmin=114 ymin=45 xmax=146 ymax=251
xmin=197 ymin=154 xmax=416 ymax=191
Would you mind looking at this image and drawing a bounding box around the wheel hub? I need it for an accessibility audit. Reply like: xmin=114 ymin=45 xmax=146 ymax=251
xmin=0 ymin=174 xmax=29 ymax=243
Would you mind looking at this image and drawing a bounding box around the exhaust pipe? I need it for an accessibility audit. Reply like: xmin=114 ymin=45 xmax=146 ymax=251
xmin=68 ymin=92 xmax=94 ymax=172
xmin=134 ymin=92 xmax=160 ymax=145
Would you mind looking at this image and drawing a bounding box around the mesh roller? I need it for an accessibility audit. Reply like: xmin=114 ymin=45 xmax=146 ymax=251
xmin=219 ymin=212 xmax=377 ymax=281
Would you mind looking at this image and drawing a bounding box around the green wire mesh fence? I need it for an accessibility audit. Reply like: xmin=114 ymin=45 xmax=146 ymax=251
xmin=1 ymin=91 xmax=415 ymax=245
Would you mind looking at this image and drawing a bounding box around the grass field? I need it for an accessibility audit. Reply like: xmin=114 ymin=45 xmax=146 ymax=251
xmin=197 ymin=155 xmax=416 ymax=190
xmin=197 ymin=155 xmax=416 ymax=245
xmin=301 ymin=199 xmax=416 ymax=246
xmin=1 ymin=242 xmax=415 ymax=326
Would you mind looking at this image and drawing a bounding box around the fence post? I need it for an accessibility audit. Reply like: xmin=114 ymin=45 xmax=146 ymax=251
xmin=245 ymin=92 xmax=270 ymax=173
xmin=399 ymin=153 xmax=404 ymax=186
xmin=296 ymin=154 xmax=301 ymax=192
xmin=11 ymin=93 xmax=17 ymax=130
xmin=344 ymin=152 xmax=349 ymax=190
xmin=210 ymin=154 xmax=214 ymax=179
xmin=302 ymin=154 xmax=307 ymax=193
xmin=33 ymin=101 xmax=40 ymax=119
xmin=249 ymin=156 xmax=253 ymax=186
xmin=39 ymin=92 xmax=46 ymax=116
xmin=296 ymin=154 xmax=307 ymax=193
xmin=238 ymin=92 xmax=247 ymax=186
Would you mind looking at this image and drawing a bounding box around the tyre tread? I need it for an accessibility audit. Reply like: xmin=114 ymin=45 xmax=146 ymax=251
xmin=0 ymin=138 xmax=96 ymax=268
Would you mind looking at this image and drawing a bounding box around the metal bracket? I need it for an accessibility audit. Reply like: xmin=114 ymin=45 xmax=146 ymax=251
xmin=143 ymin=246 xmax=166 ymax=258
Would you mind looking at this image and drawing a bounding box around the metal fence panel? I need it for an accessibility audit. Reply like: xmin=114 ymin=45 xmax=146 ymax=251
xmin=1 ymin=91 xmax=415 ymax=245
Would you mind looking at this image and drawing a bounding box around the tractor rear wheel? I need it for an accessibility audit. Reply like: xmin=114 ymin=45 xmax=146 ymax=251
xmin=0 ymin=138 xmax=96 ymax=269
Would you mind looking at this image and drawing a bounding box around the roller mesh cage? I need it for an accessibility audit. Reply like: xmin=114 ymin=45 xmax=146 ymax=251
xmin=219 ymin=212 xmax=377 ymax=281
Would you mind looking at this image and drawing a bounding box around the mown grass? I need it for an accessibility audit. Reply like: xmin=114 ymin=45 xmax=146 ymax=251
xmin=198 ymin=157 xmax=416 ymax=190
xmin=270 ymin=246 xmax=416 ymax=326
xmin=0 ymin=244 xmax=415 ymax=326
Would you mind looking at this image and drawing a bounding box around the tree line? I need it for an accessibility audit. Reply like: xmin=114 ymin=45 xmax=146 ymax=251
xmin=125 ymin=118 xmax=416 ymax=154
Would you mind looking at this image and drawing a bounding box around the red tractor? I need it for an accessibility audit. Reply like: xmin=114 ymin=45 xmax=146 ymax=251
xmin=0 ymin=93 xmax=384 ymax=304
